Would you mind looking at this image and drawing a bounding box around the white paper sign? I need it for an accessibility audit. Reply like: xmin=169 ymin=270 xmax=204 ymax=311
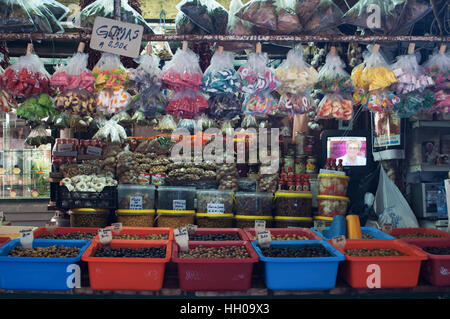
xmin=186 ymin=224 xmax=198 ymax=235
xmin=98 ymin=229 xmax=112 ymax=246
xmin=255 ymin=220 xmax=266 ymax=234
xmin=86 ymin=146 xmax=102 ymax=156
xmin=90 ymin=17 xmax=144 ymax=58
xmin=20 ymin=229 xmax=33 ymax=249
xmin=207 ymin=203 xmax=225 ymax=214
xmin=257 ymin=230 xmax=272 ymax=248
xmin=58 ymin=144 xmax=74 ymax=152
xmin=173 ymin=200 xmax=186 ymax=211
xmin=112 ymin=223 xmax=122 ymax=235
xmin=130 ymin=196 xmax=143 ymax=210
xmin=332 ymin=235 xmax=346 ymax=250
xmin=174 ymin=227 xmax=189 ymax=252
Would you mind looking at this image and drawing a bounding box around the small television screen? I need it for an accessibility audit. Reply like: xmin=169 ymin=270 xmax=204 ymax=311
xmin=327 ymin=136 xmax=367 ymax=167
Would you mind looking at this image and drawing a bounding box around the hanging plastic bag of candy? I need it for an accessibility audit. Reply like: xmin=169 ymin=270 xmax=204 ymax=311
xmin=273 ymin=0 xmax=302 ymax=34
xmin=207 ymin=93 xmax=242 ymax=120
xmin=80 ymin=0 xmax=153 ymax=34
xmin=277 ymin=92 xmax=314 ymax=116
xmin=423 ymin=47 xmax=450 ymax=113
xmin=161 ymin=47 xmax=203 ymax=91
xmin=176 ymin=0 xmax=229 ymax=34
xmin=38 ymin=0 xmax=69 ymax=22
xmin=96 ymin=87 xmax=131 ymax=115
xmin=223 ymin=0 xmax=254 ymax=51
xmin=202 ymin=49 xmax=238 ymax=94
xmin=151 ymin=25 xmax=173 ymax=60
xmin=317 ymin=93 xmax=353 ymax=120
xmin=55 ymin=88 xmax=96 ymax=117
xmin=235 ymin=0 xmax=278 ymax=32
xmin=93 ymin=119 xmax=127 ymax=144
xmin=166 ymin=90 xmax=208 ymax=119
xmin=93 ymin=53 xmax=129 ymax=91
xmin=302 ymin=0 xmax=343 ymax=34
xmin=394 ymin=90 xmax=434 ymax=118
xmin=51 ymin=47 xmax=95 ymax=93
xmin=391 ymin=53 xmax=434 ymax=94
xmin=315 ymin=49 xmax=353 ymax=94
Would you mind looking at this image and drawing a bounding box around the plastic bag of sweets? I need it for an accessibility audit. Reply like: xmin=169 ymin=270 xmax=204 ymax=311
xmin=277 ymin=92 xmax=314 ymax=115
xmin=394 ymin=90 xmax=434 ymax=118
xmin=273 ymin=0 xmax=302 ymax=34
xmin=302 ymin=0 xmax=344 ymax=34
xmin=1 ymin=51 xmax=50 ymax=99
xmin=202 ymin=50 xmax=239 ymax=94
xmin=236 ymin=0 xmax=278 ymax=31
xmin=423 ymin=49 xmax=450 ymax=91
xmin=315 ymin=50 xmax=353 ymax=94
xmin=37 ymin=0 xmax=69 ymax=21
xmin=161 ymin=48 xmax=203 ymax=92
xmin=364 ymin=89 xmax=400 ymax=113
xmin=51 ymin=50 xmax=95 ymax=93
xmin=317 ymin=93 xmax=353 ymax=120
xmin=166 ymin=90 xmax=208 ymax=119
xmin=242 ymin=92 xmax=278 ymax=116
xmin=80 ymin=0 xmax=153 ymax=34
xmin=237 ymin=52 xmax=279 ymax=95
xmin=176 ymin=0 xmax=229 ymax=34
xmin=96 ymin=87 xmax=131 ymax=115
xmin=391 ymin=53 xmax=434 ymax=95
xmin=93 ymin=53 xmax=129 ymax=91
xmin=207 ymin=93 xmax=242 ymax=120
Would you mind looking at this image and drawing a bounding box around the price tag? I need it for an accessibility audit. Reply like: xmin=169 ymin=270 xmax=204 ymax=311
xmin=314 ymin=219 xmax=326 ymax=233
xmin=45 ymin=221 xmax=57 ymax=235
xmin=255 ymin=220 xmax=266 ymax=234
xmin=173 ymin=200 xmax=186 ymax=211
xmin=332 ymin=235 xmax=346 ymax=250
xmin=257 ymin=230 xmax=272 ymax=249
xmin=381 ymin=223 xmax=392 ymax=234
xmin=20 ymin=229 xmax=34 ymax=249
xmin=207 ymin=203 xmax=225 ymax=214
xmin=58 ymin=144 xmax=73 ymax=152
xmin=98 ymin=229 xmax=112 ymax=247
xmin=174 ymin=227 xmax=189 ymax=252
xmin=86 ymin=146 xmax=102 ymax=156
xmin=185 ymin=224 xmax=198 ymax=235
xmin=129 ymin=196 xmax=143 ymax=210
xmin=112 ymin=223 xmax=122 ymax=236
xmin=90 ymin=17 xmax=144 ymax=58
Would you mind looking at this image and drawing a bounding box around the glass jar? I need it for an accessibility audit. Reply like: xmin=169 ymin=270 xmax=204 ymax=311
xmin=318 ymin=174 xmax=349 ymax=197
xmin=317 ymin=195 xmax=349 ymax=218
xmin=196 ymin=213 xmax=234 ymax=228
xmin=283 ymin=156 xmax=294 ymax=174
xmin=295 ymin=156 xmax=306 ymax=174
xmin=306 ymin=156 xmax=316 ymax=174
xmin=69 ymin=208 xmax=109 ymax=228
xmin=116 ymin=209 xmax=155 ymax=227
xmin=274 ymin=191 xmax=313 ymax=218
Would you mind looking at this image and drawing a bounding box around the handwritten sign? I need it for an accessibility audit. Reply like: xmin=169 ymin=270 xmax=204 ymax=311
xmin=129 ymin=196 xmax=143 ymax=210
xmin=257 ymin=230 xmax=272 ymax=248
xmin=98 ymin=229 xmax=112 ymax=247
xmin=112 ymin=223 xmax=122 ymax=235
xmin=174 ymin=227 xmax=189 ymax=252
xmin=185 ymin=224 xmax=198 ymax=235
xmin=207 ymin=203 xmax=225 ymax=214
xmin=86 ymin=146 xmax=102 ymax=156
xmin=90 ymin=17 xmax=144 ymax=58
xmin=173 ymin=200 xmax=186 ymax=211
xmin=332 ymin=235 xmax=346 ymax=250
xmin=255 ymin=220 xmax=266 ymax=234
xmin=20 ymin=229 xmax=33 ymax=249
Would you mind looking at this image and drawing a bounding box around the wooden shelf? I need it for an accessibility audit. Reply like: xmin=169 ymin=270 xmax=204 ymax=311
xmin=411 ymin=121 xmax=450 ymax=129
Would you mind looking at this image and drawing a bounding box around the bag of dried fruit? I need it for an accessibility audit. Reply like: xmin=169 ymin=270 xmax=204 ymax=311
xmin=301 ymin=0 xmax=343 ymax=34
xmin=176 ymin=0 xmax=229 ymax=34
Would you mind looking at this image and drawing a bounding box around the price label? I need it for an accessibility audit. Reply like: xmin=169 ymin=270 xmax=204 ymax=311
xmin=174 ymin=227 xmax=189 ymax=252
xmin=90 ymin=17 xmax=144 ymax=58
xmin=332 ymin=235 xmax=346 ymax=250
xmin=173 ymin=200 xmax=186 ymax=211
xmin=45 ymin=221 xmax=57 ymax=234
xmin=112 ymin=223 xmax=122 ymax=235
xmin=255 ymin=220 xmax=266 ymax=234
xmin=257 ymin=230 xmax=272 ymax=248
xmin=129 ymin=196 xmax=143 ymax=210
xmin=314 ymin=219 xmax=326 ymax=233
xmin=20 ymin=229 xmax=34 ymax=249
xmin=207 ymin=203 xmax=225 ymax=214
xmin=381 ymin=223 xmax=392 ymax=234
xmin=185 ymin=224 xmax=198 ymax=235
xmin=58 ymin=144 xmax=73 ymax=152
xmin=86 ymin=146 xmax=102 ymax=156
xmin=98 ymin=229 xmax=112 ymax=246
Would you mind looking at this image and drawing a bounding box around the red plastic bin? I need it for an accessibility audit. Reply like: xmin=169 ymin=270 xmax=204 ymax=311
xmin=0 ymin=237 xmax=10 ymax=248
xmin=33 ymin=227 xmax=99 ymax=240
xmin=408 ymin=239 xmax=450 ymax=286
xmin=243 ymin=228 xmax=322 ymax=241
xmin=391 ymin=228 xmax=450 ymax=243
xmin=172 ymin=241 xmax=259 ymax=291
xmin=333 ymin=240 xmax=427 ymax=289
xmin=97 ymin=227 xmax=173 ymax=243
xmin=81 ymin=240 xmax=170 ymax=291
xmin=189 ymin=228 xmax=250 ymax=241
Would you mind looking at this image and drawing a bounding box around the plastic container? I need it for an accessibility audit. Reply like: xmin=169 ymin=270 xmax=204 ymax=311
xmin=335 ymin=240 xmax=428 ymax=288
xmin=312 ymin=227 xmax=395 ymax=240
xmin=156 ymin=211 xmax=195 ymax=228
xmin=235 ymin=215 xmax=273 ymax=229
xmin=118 ymin=185 xmax=156 ymax=210
xmin=189 ymin=228 xmax=250 ymax=241
xmin=196 ymin=213 xmax=234 ymax=228
xmin=81 ymin=240 xmax=170 ymax=291
xmin=56 ymin=185 xmax=117 ymax=210
xmin=318 ymin=174 xmax=349 ymax=197
xmin=100 ymin=227 xmax=173 ymax=243
xmin=0 ymin=237 xmax=10 ymax=248
xmin=235 ymin=192 xmax=273 ymax=216
xmin=244 ymin=228 xmax=322 ymax=241
xmin=172 ymin=241 xmax=259 ymax=291
xmin=196 ymin=189 xmax=234 ymax=214
xmin=116 ymin=209 xmax=155 ymax=227
xmin=156 ymin=186 xmax=196 ymax=211
xmin=33 ymin=227 xmax=98 ymax=241
xmin=346 ymin=214 xmax=362 ymax=239
xmin=391 ymin=228 xmax=450 ymax=243
xmin=251 ymin=240 xmax=345 ymax=290
xmin=408 ymin=239 xmax=450 ymax=286
xmin=0 ymin=239 xmax=90 ymax=291
xmin=69 ymin=208 xmax=110 ymax=228
xmin=274 ymin=191 xmax=312 ymax=218
xmin=317 ymin=195 xmax=349 ymax=218
xmin=274 ymin=216 xmax=313 ymax=228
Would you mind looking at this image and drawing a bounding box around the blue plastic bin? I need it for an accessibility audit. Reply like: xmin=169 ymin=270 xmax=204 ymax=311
xmin=251 ymin=240 xmax=345 ymax=290
xmin=0 ymin=239 xmax=90 ymax=291
xmin=310 ymin=226 xmax=395 ymax=240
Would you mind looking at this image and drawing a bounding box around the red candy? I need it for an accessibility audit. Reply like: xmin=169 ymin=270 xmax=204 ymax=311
xmin=1 ymin=67 xmax=50 ymax=98
xmin=51 ymin=70 xmax=95 ymax=93
xmin=161 ymin=72 xmax=202 ymax=91
xmin=166 ymin=94 xmax=208 ymax=119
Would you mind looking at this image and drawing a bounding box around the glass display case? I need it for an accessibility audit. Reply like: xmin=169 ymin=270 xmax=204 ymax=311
xmin=0 ymin=113 xmax=51 ymax=199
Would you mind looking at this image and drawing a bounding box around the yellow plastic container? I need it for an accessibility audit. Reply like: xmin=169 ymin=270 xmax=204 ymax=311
xmin=116 ymin=209 xmax=155 ymax=227
xmin=346 ymin=214 xmax=362 ymax=239
xmin=274 ymin=216 xmax=313 ymax=228
xmin=313 ymin=216 xmax=334 ymax=227
xmin=196 ymin=213 xmax=234 ymax=228
xmin=156 ymin=209 xmax=195 ymax=228
xmin=70 ymin=208 xmax=109 ymax=228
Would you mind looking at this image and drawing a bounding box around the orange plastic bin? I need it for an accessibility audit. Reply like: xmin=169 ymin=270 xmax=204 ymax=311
xmin=81 ymin=240 xmax=170 ymax=291
xmin=333 ymin=240 xmax=427 ymax=289
xmin=95 ymin=226 xmax=173 ymax=244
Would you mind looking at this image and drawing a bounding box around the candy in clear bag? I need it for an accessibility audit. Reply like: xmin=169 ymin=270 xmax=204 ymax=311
xmin=51 ymin=52 xmax=95 ymax=93
xmin=202 ymin=50 xmax=238 ymax=94
xmin=391 ymin=53 xmax=434 ymax=94
xmin=166 ymin=90 xmax=208 ymax=119
xmin=236 ymin=0 xmax=277 ymax=31
xmin=302 ymin=0 xmax=343 ymax=34
xmin=207 ymin=93 xmax=242 ymax=120
xmin=223 ymin=0 xmax=254 ymax=51
xmin=394 ymin=90 xmax=434 ymax=118
xmin=161 ymin=48 xmax=203 ymax=91
xmin=423 ymin=50 xmax=450 ymax=91
xmin=176 ymin=0 xmax=229 ymax=34
xmin=93 ymin=53 xmax=129 ymax=91
xmin=317 ymin=93 xmax=353 ymax=120
xmin=237 ymin=52 xmax=280 ymax=95
xmin=315 ymin=51 xmax=353 ymax=94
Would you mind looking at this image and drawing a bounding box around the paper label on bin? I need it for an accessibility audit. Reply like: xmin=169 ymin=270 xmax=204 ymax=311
xmin=258 ymin=230 xmax=272 ymax=248
xmin=20 ymin=229 xmax=33 ymax=249
xmin=381 ymin=223 xmax=392 ymax=234
xmin=174 ymin=227 xmax=189 ymax=252
xmin=112 ymin=223 xmax=122 ymax=235
xmin=86 ymin=146 xmax=102 ymax=156
xmin=207 ymin=203 xmax=225 ymax=214
xmin=314 ymin=219 xmax=326 ymax=233
xmin=255 ymin=220 xmax=266 ymax=234
xmin=98 ymin=229 xmax=112 ymax=246
xmin=129 ymin=196 xmax=143 ymax=210
xmin=173 ymin=200 xmax=186 ymax=211
xmin=58 ymin=144 xmax=73 ymax=152
xmin=185 ymin=224 xmax=197 ymax=235
xmin=332 ymin=235 xmax=346 ymax=250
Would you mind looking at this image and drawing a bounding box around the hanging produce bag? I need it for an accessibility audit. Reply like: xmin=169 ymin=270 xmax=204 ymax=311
xmin=80 ymin=0 xmax=153 ymax=34
xmin=51 ymin=51 xmax=95 ymax=93
xmin=202 ymin=50 xmax=238 ymax=94
xmin=93 ymin=53 xmax=129 ymax=91
xmin=166 ymin=90 xmax=208 ymax=119
xmin=236 ymin=0 xmax=277 ymax=31
xmin=302 ymin=0 xmax=343 ymax=34
xmin=25 ymin=124 xmax=54 ymax=147
xmin=37 ymin=0 xmax=69 ymax=22
xmin=161 ymin=48 xmax=203 ymax=92
xmin=16 ymin=93 xmax=56 ymax=121
xmin=151 ymin=25 xmax=173 ymax=59
xmin=423 ymin=49 xmax=450 ymax=113
xmin=176 ymin=0 xmax=228 ymax=34
xmin=96 ymin=88 xmax=131 ymax=114
xmin=54 ymin=88 xmax=96 ymax=117
xmin=391 ymin=53 xmax=434 ymax=94
xmin=224 ymin=0 xmax=254 ymax=51
xmin=317 ymin=93 xmax=353 ymax=120
xmin=393 ymin=90 xmax=434 ymax=118
xmin=315 ymin=52 xmax=353 ymax=94
xmin=207 ymin=93 xmax=242 ymax=120
xmin=93 ymin=119 xmax=127 ymax=144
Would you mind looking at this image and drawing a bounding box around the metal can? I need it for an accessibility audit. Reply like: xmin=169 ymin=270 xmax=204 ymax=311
xmin=137 ymin=173 xmax=150 ymax=185
xmin=151 ymin=173 xmax=166 ymax=186
xmin=306 ymin=156 xmax=316 ymax=174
